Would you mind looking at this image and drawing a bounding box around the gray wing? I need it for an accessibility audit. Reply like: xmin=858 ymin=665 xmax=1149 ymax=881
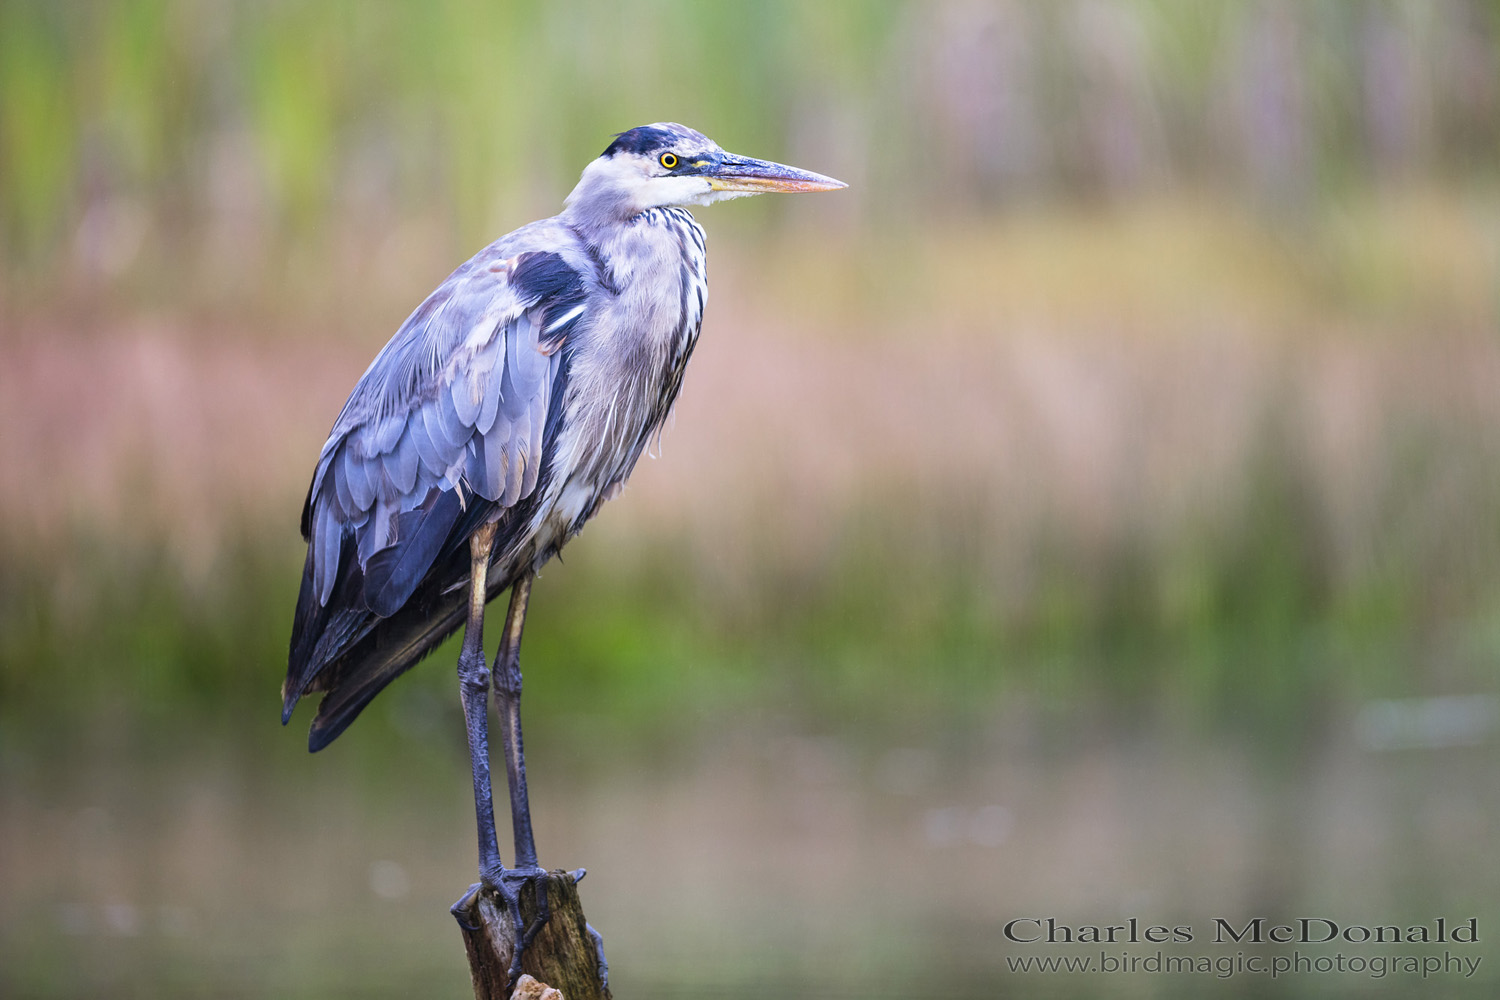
xmin=302 ymin=247 xmax=587 ymax=618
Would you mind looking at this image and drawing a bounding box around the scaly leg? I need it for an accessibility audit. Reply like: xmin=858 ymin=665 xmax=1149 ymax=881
xmin=455 ymin=522 xmax=503 ymax=884
xmin=494 ymin=574 xmax=552 ymax=977
xmin=451 ymin=564 xmax=549 ymax=990
xmin=495 ymin=573 xmax=541 ymax=871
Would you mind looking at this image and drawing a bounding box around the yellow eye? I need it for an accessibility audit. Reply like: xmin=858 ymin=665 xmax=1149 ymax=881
xmin=660 ymin=152 xmax=678 ymax=170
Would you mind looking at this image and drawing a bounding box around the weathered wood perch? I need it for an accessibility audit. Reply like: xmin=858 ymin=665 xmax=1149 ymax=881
xmin=455 ymin=869 xmax=611 ymax=1000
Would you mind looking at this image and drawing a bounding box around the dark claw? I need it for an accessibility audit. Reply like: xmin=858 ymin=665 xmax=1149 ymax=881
xmin=450 ymin=882 xmax=484 ymax=931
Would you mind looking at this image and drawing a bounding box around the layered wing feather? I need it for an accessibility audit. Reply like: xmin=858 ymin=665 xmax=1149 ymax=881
xmin=284 ymin=246 xmax=589 ymax=732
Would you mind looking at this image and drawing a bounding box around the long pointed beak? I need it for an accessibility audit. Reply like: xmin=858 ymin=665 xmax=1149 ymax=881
xmin=708 ymin=154 xmax=847 ymax=194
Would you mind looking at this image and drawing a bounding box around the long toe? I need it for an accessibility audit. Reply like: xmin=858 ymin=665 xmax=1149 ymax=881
xmin=450 ymin=882 xmax=485 ymax=931
xmin=496 ymin=870 xmax=552 ymax=990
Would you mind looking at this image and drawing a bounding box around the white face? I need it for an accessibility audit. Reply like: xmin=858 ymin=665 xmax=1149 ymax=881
xmin=570 ymin=150 xmax=755 ymax=212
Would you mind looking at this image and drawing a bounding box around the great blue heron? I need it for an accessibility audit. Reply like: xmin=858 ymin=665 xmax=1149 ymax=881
xmin=282 ymin=123 xmax=843 ymax=965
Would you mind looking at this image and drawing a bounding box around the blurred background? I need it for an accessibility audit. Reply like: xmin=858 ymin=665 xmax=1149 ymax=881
xmin=3 ymin=1 xmax=1499 ymax=997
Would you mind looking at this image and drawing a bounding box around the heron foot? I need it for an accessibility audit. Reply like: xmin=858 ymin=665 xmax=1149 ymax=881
xmin=450 ymin=865 xmax=553 ymax=988
xmin=450 ymin=882 xmax=485 ymax=930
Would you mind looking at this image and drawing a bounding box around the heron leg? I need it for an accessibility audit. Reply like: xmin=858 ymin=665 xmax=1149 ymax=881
xmin=454 ymin=571 xmax=548 ymax=986
xmin=455 ymin=522 xmax=504 ymax=886
xmin=449 ymin=527 xmax=536 ymax=974
xmin=495 ymin=573 xmax=541 ymax=871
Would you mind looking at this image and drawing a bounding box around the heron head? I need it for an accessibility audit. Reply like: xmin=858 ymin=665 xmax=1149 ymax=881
xmin=564 ymin=122 xmax=845 ymax=221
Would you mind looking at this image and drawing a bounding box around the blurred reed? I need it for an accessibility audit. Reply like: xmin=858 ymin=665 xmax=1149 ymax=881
xmin=1 ymin=0 xmax=1498 ymax=739
xmin=3 ymin=197 xmax=1497 ymax=745
xmin=2 ymin=0 xmax=1498 ymax=294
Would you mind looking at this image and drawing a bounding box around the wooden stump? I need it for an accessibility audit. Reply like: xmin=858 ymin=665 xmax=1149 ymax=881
xmin=455 ymin=870 xmax=611 ymax=1000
